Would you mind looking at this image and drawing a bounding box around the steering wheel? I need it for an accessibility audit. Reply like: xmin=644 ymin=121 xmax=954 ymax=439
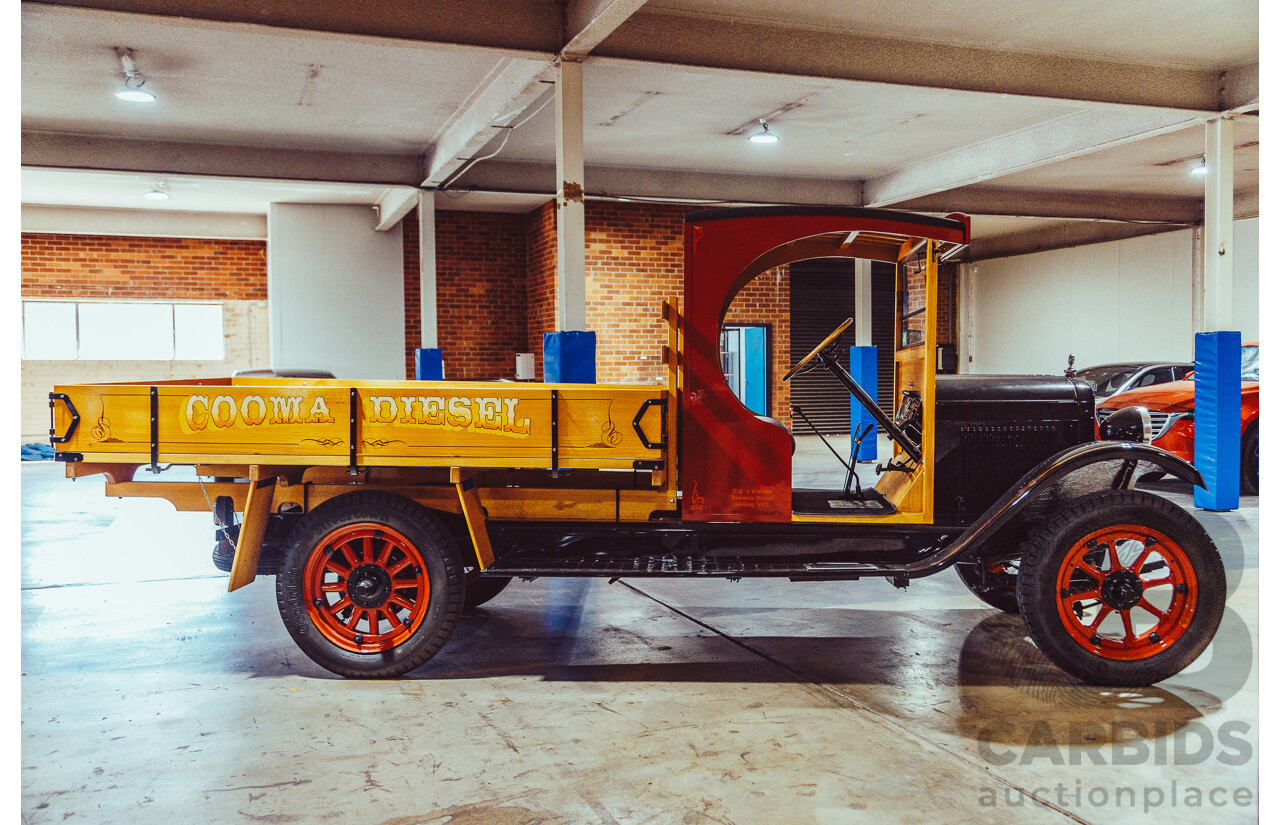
xmin=783 ymin=318 xmax=853 ymax=382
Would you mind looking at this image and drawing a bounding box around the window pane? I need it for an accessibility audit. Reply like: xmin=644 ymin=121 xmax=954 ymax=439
xmin=174 ymin=304 xmax=224 ymax=360
xmin=23 ymin=302 xmax=78 ymax=359
xmin=78 ymin=303 xmax=174 ymax=360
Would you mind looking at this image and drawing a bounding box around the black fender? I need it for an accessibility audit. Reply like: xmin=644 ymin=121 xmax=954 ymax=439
xmin=905 ymin=441 xmax=1202 ymax=576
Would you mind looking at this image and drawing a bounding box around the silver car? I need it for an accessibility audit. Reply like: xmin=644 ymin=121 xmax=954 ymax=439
xmin=1076 ymin=362 xmax=1193 ymax=400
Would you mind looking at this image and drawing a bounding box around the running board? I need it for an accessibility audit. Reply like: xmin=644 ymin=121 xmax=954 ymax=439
xmin=484 ymin=554 xmax=885 ymax=579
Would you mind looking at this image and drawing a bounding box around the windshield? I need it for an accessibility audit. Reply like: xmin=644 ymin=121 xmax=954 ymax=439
xmin=1078 ymin=366 xmax=1137 ymax=395
xmin=1242 ymin=345 xmax=1259 ymax=381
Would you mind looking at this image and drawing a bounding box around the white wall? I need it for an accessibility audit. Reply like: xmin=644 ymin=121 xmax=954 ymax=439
xmin=967 ymin=219 xmax=1259 ymax=374
xmin=268 ymin=204 xmax=404 ymax=380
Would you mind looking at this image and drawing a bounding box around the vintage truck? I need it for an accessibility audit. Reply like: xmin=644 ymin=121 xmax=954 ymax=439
xmin=49 ymin=206 xmax=1225 ymax=686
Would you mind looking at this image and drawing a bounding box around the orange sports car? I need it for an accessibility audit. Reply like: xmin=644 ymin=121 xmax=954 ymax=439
xmin=1096 ymin=342 xmax=1259 ymax=494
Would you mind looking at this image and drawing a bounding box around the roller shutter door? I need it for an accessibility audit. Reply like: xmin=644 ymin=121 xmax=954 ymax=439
xmin=789 ymin=260 xmax=858 ymax=434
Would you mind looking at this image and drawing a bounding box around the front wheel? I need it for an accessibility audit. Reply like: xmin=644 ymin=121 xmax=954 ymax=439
xmin=276 ymin=492 xmax=465 ymax=678
xmin=1242 ymin=423 xmax=1259 ymax=496
xmin=1017 ymin=490 xmax=1225 ymax=686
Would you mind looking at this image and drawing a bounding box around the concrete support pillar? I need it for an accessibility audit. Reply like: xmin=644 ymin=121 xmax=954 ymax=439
xmin=956 ymin=262 xmax=976 ymax=374
xmin=853 ymin=258 xmax=872 ymax=347
xmin=555 ymin=57 xmax=587 ymax=331
xmin=1202 ymin=118 xmax=1234 ymax=331
xmin=418 ymin=190 xmax=438 ymax=348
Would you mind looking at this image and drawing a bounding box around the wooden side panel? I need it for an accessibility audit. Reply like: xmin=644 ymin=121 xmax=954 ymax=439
xmin=51 ymin=381 xmax=667 ymax=473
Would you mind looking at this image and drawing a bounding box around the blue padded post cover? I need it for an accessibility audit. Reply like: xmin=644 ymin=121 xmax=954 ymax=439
xmin=1193 ymin=331 xmax=1241 ymax=511
xmin=543 ymin=331 xmax=597 ymax=384
xmin=849 ymin=345 xmax=878 ymax=462
xmin=414 ymin=348 xmax=444 ymax=381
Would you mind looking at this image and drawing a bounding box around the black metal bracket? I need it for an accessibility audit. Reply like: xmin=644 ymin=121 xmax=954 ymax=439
xmin=48 ymin=392 xmax=80 ymax=444
xmin=146 ymin=386 xmax=160 ymax=473
xmin=631 ymin=397 xmax=668 ymax=450
xmin=1112 ymin=457 xmax=1138 ymax=490
xmin=349 ymin=387 xmax=359 ymax=475
xmin=632 ymin=459 xmax=664 ymax=471
xmin=54 ymin=451 xmax=83 ymax=463
xmin=550 ymin=389 xmax=560 ymax=470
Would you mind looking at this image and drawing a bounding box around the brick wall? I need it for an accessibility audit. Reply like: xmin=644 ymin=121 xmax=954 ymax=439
xmin=435 ymin=210 xmax=528 ymax=381
xmin=585 ymin=201 xmax=685 ymax=386
xmin=524 ymin=200 xmax=558 ymax=377
xmin=402 ymin=209 xmax=422 ymax=378
xmin=20 ymin=232 xmax=269 ymax=439
xmin=579 ymin=200 xmax=792 ymax=422
xmin=22 ymin=233 xmax=266 ymax=300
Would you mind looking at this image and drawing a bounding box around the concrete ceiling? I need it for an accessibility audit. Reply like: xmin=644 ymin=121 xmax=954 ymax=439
xmin=648 ymin=0 xmax=1258 ymax=70
xmin=21 ymin=4 xmax=514 ymax=154
xmin=19 ymin=0 xmax=1259 ymax=256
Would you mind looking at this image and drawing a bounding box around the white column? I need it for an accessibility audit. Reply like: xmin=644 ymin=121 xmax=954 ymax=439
xmin=1203 ymin=117 xmax=1234 ymax=331
xmin=956 ymin=262 xmax=976 ymax=374
xmin=555 ymin=57 xmax=587 ymax=331
xmin=418 ymin=191 xmax=438 ymax=348
xmin=267 ymin=204 xmax=404 ymax=379
xmin=853 ymin=258 xmax=872 ymax=347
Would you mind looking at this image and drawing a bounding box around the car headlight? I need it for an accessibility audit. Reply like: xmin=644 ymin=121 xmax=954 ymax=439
xmin=1098 ymin=405 xmax=1152 ymax=443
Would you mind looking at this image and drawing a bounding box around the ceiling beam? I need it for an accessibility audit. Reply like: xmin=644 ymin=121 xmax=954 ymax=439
xmin=33 ymin=0 xmax=562 ymax=56
xmin=454 ymin=159 xmax=862 ymax=207
xmin=563 ymin=0 xmax=653 ymax=57
xmin=1221 ymin=62 xmax=1259 ymax=112
xmin=425 ymin=0 xmax=651 ymax=188
xmin=894 ymin=186 xmax=1205 ymax=224
xmin=374 ymin=188 xmax=422 ymax=231
xmin=422 ymin=59 xmax=552 ymax=188
xmin=964 ymin=220 xmax=1187 ymax=262
xmin=23 ymin=131 xmax=423 ymax=186
xmin=598 ymin=11 xmax=1228 ymax=112
xmin=864 ymin=108 xmax=1204 ymax=207
xmin=21 ymin=204 xmax=267 ymax=239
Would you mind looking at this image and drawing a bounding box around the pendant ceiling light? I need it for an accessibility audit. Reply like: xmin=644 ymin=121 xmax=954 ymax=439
xmin=749 ymin=119 xmax=779 ymax=144
xmin=115 ymin=47 xmax=156 ymax=103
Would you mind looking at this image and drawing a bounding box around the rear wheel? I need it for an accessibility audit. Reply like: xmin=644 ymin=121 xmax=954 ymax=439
xmin=1242 ymin=423 xmax=1259 ymax=496
xmin=276 ymin=492 xmax=464 ymax=678
xmin=1017 ymin=490 xmax=1225 ymax=686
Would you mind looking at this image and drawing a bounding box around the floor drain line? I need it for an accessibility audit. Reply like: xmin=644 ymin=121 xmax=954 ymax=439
xmin=620 ymin=581 xmax=1094 ymax=825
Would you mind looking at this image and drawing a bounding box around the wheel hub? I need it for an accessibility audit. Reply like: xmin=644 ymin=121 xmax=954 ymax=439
xmin=347 ymin=563 xmax=392 ymax=608
xmin=1100 ymin=569 xmax=1144 ymax=611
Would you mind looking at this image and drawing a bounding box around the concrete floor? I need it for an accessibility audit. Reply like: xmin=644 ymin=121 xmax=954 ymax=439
xmin=21 ymin=438 xmax=1258 ymax=824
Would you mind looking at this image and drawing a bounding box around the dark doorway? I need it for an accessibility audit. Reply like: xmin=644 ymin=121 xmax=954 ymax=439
xmin=789 ymin=259 xmax=857 ymax=434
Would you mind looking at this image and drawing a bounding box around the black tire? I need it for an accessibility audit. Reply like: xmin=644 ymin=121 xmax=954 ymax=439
xmin=275 ymin=492 xmax=465 ymax=678
xmin=463 ymin=574 xmax=511 ymax=611
xmin=1017 ymin=490 xmax=1225 ymax=686
xmin=1241 ymin=422 xmax=1259 ymax=496
xmin=955 ymin=560 xmax=1020 ymax=614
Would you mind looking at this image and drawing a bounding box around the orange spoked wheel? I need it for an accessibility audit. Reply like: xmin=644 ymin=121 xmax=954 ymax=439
xmin=1054 ymin=525 xmax=1196 ymax=660
xmin=303 ymin=524 xmax=430 ymax=653
xmin=276 ymin=492 xmax=465 ymax=678
xmin=1018 ymin=490 xmax=1225 ymax=686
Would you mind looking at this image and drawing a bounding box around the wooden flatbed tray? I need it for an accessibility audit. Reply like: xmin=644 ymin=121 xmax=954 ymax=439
xmin=50 ymin=376 xmax=670 ymax=473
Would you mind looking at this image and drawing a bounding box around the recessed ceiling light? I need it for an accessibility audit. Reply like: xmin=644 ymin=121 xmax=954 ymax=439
xmin=143 ymin=183 xmax=170 ymax=200
xmin=749 ymin=119 xmax=779 ymax=144
xmin=115 ymin=48 xmax=156 ymax=103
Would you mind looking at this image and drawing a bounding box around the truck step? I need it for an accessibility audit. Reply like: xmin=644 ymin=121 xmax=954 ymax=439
xmin=484 ymin=554 xmax=883 ymax=578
